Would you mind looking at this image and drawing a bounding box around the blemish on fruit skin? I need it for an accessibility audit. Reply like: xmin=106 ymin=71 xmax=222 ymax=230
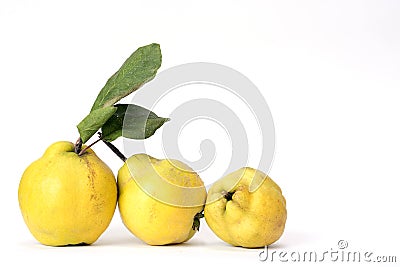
xmin=83 ymin=156 xmax=96 ymax=191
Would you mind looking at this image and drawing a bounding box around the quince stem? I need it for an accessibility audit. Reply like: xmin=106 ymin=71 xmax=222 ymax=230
xmin=78 ymin=137 xmax=103 ymax=156
xmin=76 ymin=132 xmax=104 ymax=156
xmin=74 ymin=138 xmax=83 ymax=154
xmin=74 ymin=132 xmax=127 ymax=161
xmin=221 ymin=190 xmax=234 ymax=201
xmin=102 ymin=140 xmax=127 ymax=162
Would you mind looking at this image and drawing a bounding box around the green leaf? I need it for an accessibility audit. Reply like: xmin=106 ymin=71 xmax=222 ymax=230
xmin=102 ymin=104 xmax=169 ymax=142
xmin=192 ymin=211 xmax=204 ymax=231
xmin=91 ymin=43 xmax=162 ymax=111
xmin=77 ymin=106 xmax=117 ymax=143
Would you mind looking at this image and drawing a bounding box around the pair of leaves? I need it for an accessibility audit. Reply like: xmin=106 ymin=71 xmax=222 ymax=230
xmin=77 ymin=43 xmax=167 ymax=143
xmin=101 ymin=104 xmax=169 ymax=142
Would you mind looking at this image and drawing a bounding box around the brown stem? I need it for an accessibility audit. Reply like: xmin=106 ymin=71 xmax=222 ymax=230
xmin=78 ymin=135 xmax=102 ymax=156
xmin=74 ymin=138 xmax=83 ymax=154
xmin=102 ymin=140 xmax=127 ymax=162
xmin=221 ymin=190 xmax=234 ymax=201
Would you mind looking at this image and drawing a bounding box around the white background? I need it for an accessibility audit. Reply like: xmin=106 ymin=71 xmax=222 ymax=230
xmin=1 ymin=0 xmax=399 ymax=266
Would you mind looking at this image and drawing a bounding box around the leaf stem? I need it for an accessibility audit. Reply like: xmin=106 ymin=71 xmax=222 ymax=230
xmin=102 ymin=140 xmax=127 ymax=162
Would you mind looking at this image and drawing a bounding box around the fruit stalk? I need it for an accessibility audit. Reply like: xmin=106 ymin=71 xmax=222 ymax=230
xmin=78 ymin=136 xmax=103 ymax=156
xmin=74 ymin=138 xmax=83 ymax=154
xmin=102 ymin=140 xmax=127 ymax=162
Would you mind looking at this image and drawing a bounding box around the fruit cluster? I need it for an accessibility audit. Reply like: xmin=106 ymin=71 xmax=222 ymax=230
xmin=18 ymin=44 xmax=287 ymax=248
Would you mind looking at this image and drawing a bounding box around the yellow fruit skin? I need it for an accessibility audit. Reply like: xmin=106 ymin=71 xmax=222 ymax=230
xmin=117 ymin=154 xmax=207 ymax=245
xmin=204 ymin=167 xmax=287 ymax=248
xmin=18 ymin=141 xmax=117 ymax=246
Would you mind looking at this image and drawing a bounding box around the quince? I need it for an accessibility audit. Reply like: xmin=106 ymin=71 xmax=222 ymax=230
xmin=204 ymin=167 xmax=286 ymax=248
xmin=117 ymin=154 xmax=207 ymax=245
xmin=18 ymin=141 xmax=117 ymax=246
